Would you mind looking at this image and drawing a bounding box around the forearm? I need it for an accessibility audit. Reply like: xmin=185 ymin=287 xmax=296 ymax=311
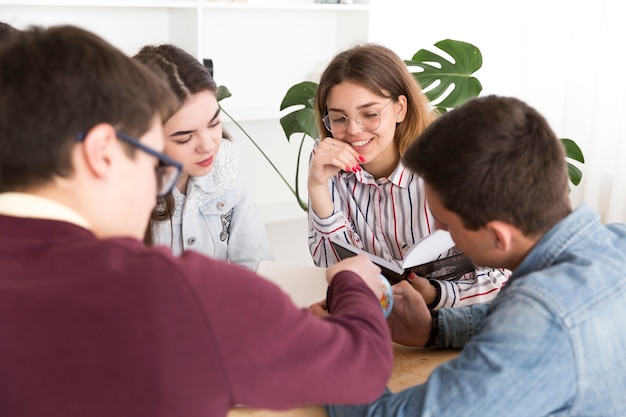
xmin=308 ymin=183 xmax=335 ymax=219
xmin=431 ymin=267 xmax=510 ymax=308
xmin=308 ymin=209 xmax=355 ymax=267
xmin=431 ymin=303 xmax=489 ymax=349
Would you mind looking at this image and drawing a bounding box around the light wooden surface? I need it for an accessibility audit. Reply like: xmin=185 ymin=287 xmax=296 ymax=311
xmin=228 ymin=344 xmax=459 ymax=417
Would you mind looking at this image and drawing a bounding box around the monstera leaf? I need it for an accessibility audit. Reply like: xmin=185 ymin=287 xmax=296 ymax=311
xmin=405 ymin=39 xmax=483 ymax=111
xmin=561 ymin=138 xmax=585 ymax=186
xmin=279 ymin=81 xmax=319 ymax=141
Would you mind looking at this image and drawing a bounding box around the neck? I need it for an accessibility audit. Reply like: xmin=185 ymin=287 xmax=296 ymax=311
xmin=176 ymin=174 xmax=190 ymax=195
xmin=363 ymin=146 xmax=400 ymax=179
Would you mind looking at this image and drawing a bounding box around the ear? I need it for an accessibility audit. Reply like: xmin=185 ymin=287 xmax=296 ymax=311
xmin=395 ymin=95 xmax=408 ymax=122
xmin=79 ymin=123 xmax=118 ymax=180
xmin=485 ymin=220 xmax=515 ymax=253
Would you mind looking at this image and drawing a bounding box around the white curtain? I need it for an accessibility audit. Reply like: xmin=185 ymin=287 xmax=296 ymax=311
xmin=370 ymin=0 xmax=626 ymax=223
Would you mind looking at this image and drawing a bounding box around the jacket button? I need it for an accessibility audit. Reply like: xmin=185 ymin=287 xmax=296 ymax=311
xmin=217 ymin=201 xmax=226 ymax=210
xmin=187 ymin=237 xmax=196 ymax=245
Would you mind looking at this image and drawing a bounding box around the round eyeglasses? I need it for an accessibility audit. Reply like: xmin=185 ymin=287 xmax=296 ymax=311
xmin=323 ymin=100 xmax=394 ymax=135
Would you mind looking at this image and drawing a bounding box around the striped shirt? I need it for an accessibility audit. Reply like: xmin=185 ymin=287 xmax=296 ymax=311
xmin=308 ymin=160 xmax=509 ymax=308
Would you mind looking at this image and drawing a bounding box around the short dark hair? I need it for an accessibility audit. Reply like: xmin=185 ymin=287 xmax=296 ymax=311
xmin=0 ymin=25 xmax=178 ymax=192
xmin=403 ymin=95 xmax=572 ymax=236
xmin=0 ymin=22 xmax=18 ymax=41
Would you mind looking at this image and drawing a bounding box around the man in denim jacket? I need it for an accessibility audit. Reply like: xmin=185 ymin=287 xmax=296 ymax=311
xmin=327 ymin=95 xmax=626 ymax=417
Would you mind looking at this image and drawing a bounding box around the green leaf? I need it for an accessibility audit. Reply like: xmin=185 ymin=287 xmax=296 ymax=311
xmin=280 ymin=81 xmax=318 ymax=110
xmin=561 ymin=139 xmax=584 ymax=186
xmin=567 ymin=162 xmax=583 ymax=186
xmin=561 ymin=138 xmax=585 ymax=163
xmin=216 ymin=85 xmax=232 ymax=102
xmin=279 ymin=81 xmax=319 ymax=141
xmin=405 ymin=39 xmax=482 ymax=109
xmin=296 ymin=107 xmax=319 ymax=139
xmin=279 ymin=107 xmax=317 ymax=141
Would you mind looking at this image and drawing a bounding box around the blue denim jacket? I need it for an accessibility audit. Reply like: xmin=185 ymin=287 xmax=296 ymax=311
xmin=327 ymin=204 xmax=626 ymax=417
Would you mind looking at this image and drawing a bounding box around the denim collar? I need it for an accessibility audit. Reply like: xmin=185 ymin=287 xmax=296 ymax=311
xmin=514 ymin=203 xmax=600 ymax=279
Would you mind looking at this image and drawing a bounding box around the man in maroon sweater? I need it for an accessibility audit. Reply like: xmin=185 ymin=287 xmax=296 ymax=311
xmin=0 ymin=25 xmax=393 ymax=417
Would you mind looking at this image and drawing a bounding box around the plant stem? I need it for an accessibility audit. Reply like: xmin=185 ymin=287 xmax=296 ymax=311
xmin=294 ymin=134 xmax=309 ymax=211
xmin=219 ymin=105 xmax=300 ymax=199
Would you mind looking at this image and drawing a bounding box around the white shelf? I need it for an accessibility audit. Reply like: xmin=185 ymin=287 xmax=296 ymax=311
xmin=201 ymin=3 xmax=369 ymax=11
xmin=0 ymin=1 xmax=368 ymax=9
xmin=0 ymin=1 xmax=198 ymax=6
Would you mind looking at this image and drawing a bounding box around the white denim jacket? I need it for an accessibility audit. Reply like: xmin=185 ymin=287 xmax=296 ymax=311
xmin=151 ymin=139 xmax=273 ymax=271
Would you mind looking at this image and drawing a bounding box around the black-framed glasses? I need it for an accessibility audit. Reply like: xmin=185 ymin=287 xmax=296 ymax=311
xmin=75 ymin=130 xmax=182 ymax=197
xmin=323 ymin=100 xmax=394 ymax=135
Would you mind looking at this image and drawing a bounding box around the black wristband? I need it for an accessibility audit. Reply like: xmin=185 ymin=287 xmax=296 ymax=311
xmin=425 ymin=309 xmax=439 ymax=347
xmin=426 ymin=279 xmax=442 ymax=310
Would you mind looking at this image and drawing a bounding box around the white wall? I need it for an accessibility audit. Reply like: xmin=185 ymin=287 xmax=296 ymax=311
xmin=3 ymin=0 xmax=625 ymax=224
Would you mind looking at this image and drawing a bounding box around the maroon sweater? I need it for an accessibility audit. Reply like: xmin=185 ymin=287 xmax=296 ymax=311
xmin=0 ymin=215 xmax=392 ymax=417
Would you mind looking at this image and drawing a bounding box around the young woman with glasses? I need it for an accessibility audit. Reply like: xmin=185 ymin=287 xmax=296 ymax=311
xmin=307 ymin=43 xmax=510 ymax=309
xmin=134 ymin=44 xmax=273 ymax=271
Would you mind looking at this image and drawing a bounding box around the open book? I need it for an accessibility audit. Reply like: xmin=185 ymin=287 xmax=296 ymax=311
xmin=330 ymin=230 xmax=475 ymax=285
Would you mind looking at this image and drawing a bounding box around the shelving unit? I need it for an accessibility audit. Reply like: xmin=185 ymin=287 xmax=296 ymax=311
xmin=1 ymin=0 xmax=370 ymax=119
xmin=1 ymin=0 xmax=372 ymax=220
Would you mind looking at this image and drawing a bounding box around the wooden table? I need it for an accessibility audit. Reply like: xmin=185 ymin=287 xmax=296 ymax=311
xmin=228 ymin=345 xmax=459 ymax=417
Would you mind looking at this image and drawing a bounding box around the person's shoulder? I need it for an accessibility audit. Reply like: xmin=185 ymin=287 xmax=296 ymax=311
xmin=99 ymin=237 xmax=243 ymax=292
xmin=99 ymin=236 xmax=195 ymax=274
xmin=177 ymin=250 xmax=294 ymax=305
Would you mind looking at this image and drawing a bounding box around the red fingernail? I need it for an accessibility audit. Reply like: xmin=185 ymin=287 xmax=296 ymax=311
xmin=359 ymin=156 xmax=365 ymax=162
xmin=408 ymin=273 xmax=415 ymax=280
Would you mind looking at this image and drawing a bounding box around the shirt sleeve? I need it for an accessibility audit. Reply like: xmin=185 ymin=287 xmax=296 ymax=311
xmin=431 ymin=267 xmax=511 ymax=309
xmin=435 ymin=303 xmax=489 ymax=348
xmin=308 ymin=204 xmax=359 ymax=268
xmin=183 ymin=253 xmax=393 ymax=409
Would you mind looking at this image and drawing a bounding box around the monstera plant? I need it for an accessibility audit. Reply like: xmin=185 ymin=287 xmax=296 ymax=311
xmin=219 ymin=39 xmax=585 ymax=211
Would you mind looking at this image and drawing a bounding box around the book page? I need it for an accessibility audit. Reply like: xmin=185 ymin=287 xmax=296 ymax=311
xmin=401 ymin=230 xmax=455 ymax=268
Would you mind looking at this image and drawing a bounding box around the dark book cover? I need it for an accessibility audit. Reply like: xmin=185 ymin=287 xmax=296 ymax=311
xmin=330 ymin=232 xmax=475 ymax=285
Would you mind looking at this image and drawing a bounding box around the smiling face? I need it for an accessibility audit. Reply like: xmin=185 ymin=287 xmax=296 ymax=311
xmin=162 ymin=90 xmax=222 ymax=191
xmin=326 ymin=81 xmax=406 ymax=178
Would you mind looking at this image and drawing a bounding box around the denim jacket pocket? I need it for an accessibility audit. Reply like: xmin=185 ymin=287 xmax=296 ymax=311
xmin=199 ymin=195 xmax=236 ymax=243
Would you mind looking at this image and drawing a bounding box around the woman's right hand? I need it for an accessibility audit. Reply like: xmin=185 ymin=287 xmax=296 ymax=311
xmin=307 ymin=137 xmax=362 ymax=188
xmin=308 ymin=137 xmax=362 ymax=218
